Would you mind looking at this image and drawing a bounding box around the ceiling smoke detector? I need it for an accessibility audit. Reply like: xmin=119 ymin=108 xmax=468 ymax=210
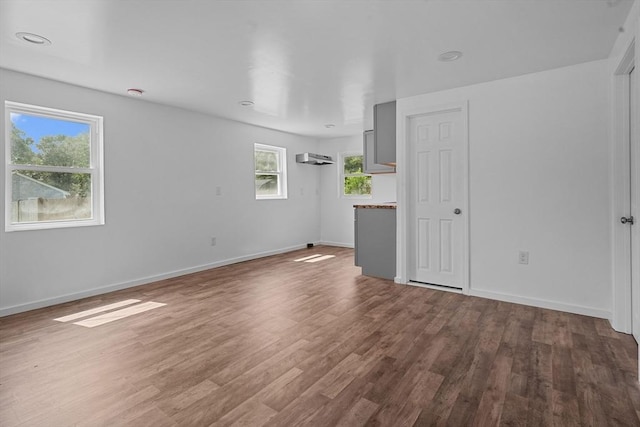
xmin=438 ymin=51 xmax=463 ymax=62
xmin=16 ymin=32 xmax=51 ymax=45
xmin=127 ymin=88 xmax=144 ymax=97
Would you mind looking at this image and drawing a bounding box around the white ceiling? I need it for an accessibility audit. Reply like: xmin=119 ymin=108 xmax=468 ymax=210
xmin=0 ymin=0 xmax=634 ymax=138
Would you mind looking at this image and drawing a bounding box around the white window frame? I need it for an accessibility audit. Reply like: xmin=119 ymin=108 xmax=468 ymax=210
xmin=254 ymin=143 xmax=288 ymax=200
xmin=339 ymin=151 xmax=372 ymax=199
xmin=5 ymin=101 xmax=105 ymax=232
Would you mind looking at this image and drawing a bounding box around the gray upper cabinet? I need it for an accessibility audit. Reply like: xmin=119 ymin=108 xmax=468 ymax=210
xmin=363 ymin=130 xmax=395 ymax=174
xmin=373 ymin=101 xmax=396 ymax=166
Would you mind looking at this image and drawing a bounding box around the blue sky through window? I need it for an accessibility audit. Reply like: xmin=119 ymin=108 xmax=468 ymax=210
xmin=11 ymin=113 xmax=89 ymax=144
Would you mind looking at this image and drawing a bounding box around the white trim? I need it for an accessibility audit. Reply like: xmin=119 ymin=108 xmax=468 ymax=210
xmin=254 ymin=143 xmax=288 ymax=200
xmin=0 ymin=243 xmax=311 ymax=317
xmin=6 ymin=101 xmax=102 ymax=124
xmin=11 ymin=164 xmax=95 ymax=174
xmin=469 ymin=288 xmax=611 ymax=320
xmin=395 ymin=101 xmax=470 ymax=295
xmin=406 ymin=281 xmax=463 ymax=294
xmin=611 ymin=39 xmax=636 ymax=333
xmin=318 ymin=240 xmax=354 ymax=248
xmin=5 ymin=101 xmax=104 ymax=232
xmin=631 ymin=63 xmax=640 ymax=342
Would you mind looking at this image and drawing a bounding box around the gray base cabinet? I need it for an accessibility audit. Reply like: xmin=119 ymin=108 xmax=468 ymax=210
xmin=354 ymin=207 xmax=396 ymax=280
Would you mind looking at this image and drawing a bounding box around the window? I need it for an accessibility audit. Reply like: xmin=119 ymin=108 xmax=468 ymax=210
xmin=5 ymin=101 xmax=104 ymax=231
xmin=341 ymin=152 xmax=371 ymax=197
xmin=254 ymin=143 xmax=287 ymax=199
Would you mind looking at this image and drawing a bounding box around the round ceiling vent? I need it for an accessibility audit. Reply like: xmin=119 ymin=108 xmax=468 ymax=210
xmin=16 ymin=32 xmax=51 ymax=45
xmin=127 ymin=88 xmax=144 ymax=96
xmin=438 ymin=51 xmax=463 ymax=62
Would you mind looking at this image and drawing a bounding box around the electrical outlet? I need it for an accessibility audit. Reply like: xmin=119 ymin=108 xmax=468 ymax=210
xmin=518 ymin=250 xmax=529 ymax=265
xmin=211 ymin=237 xmax=217 ymax=246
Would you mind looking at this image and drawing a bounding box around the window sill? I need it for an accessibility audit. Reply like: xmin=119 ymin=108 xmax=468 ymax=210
xmin=255 ymin=196 xmax=288 ymax=201
xmin=6 ymin=218 xmax=105 ymax=232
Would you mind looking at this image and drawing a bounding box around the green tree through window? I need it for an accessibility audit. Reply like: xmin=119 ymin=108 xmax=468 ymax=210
xmin=12 ymin=124 xmax=91 ymax=197
xmin=342 ymin=154 xmax=371 ymax=196
xmin=6 ymin=102 xmax=104 ymax=231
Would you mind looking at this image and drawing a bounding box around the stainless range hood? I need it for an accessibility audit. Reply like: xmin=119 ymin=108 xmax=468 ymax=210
xmin=295 ymin=153 xmax=334 ymax=165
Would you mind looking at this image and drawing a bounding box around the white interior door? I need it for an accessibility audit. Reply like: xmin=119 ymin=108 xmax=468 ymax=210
xmin=408 ymin=107 xmax=467 ymax=289
xmin=630 ymin=66 xmax=640 ymax=341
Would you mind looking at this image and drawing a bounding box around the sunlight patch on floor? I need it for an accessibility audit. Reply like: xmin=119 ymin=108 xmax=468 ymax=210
xmin=293 ymin=254 xmax=337 ymax=263
xmin=294 ymin=254 xmax=323 ymax=262
xmin=54 ymin=299 xmax=141 ymax=322
xmin=54 ymin=299 xmax=165 ymax=328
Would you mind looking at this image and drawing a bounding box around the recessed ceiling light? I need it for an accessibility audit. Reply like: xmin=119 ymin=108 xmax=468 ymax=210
xmin=438 ymin=51 xmax=463 ymax=62
xmin=15 ymin=32 xmax=51 ymax=45
xmin=127 ymin=88 xmax=144 ymax=97
xmin=238 ymin=101 xmax=254 ymax=107
xmin=325 ymin=124 xmax=335 ymax=129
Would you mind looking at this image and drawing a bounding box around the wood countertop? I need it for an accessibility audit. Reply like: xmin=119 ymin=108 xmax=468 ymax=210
xmin=353 ymin=203 xmax=397 ymax=209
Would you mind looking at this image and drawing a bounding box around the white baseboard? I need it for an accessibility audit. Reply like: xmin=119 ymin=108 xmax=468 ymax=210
xmin=406 ymin=281 xmax=463 ymax=294
xmin=394 ymin=278 xmax=607 ymax=318
xmin=318 ymin=240 xmax=354 ymax=249
xmin=0 ymin=243 xmax=310 ymax=317
xmin=468 ymin=288 xmax=611 ymax=320
xmin=5 ymin=245 xmax=609 ymax=323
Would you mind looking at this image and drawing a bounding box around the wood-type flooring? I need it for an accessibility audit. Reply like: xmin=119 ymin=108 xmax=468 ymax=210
xmin=1 ymin=246 xmax=639 ymax=426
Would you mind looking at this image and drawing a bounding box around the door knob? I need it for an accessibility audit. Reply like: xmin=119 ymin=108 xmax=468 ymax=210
xmin=454 ymin=208 xmax=462 ymax=215
xmin=621 ymin=216 xmax=634 ymax=225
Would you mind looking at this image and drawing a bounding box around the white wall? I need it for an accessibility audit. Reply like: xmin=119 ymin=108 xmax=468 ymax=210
xmin=0 ymin=58 xmax=620 ymax=319
xmin=0 ymin=69 xmax=321 ymax=316
xmin=397 ymin=59 xmax=612 ymax=319
xmin=319 ymin=135 xmax=396 ymax=247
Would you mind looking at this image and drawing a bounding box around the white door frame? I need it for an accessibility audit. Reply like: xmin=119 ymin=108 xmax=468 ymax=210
xmin=611 ymin=39 xmax=637 ymax=334
xmin=396 ymin=101 xmax=470 ymax=294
